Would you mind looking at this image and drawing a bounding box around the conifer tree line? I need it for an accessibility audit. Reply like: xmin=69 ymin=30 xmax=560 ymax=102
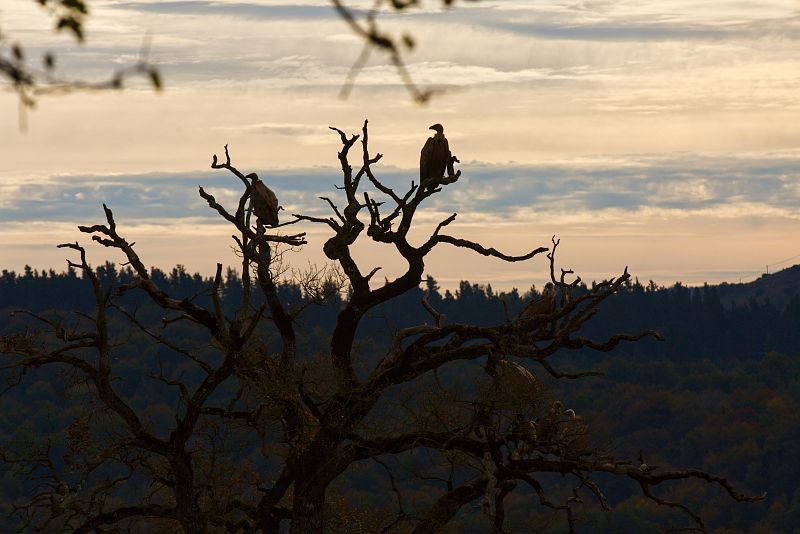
xmin=3 ymin=264 xmax=799 ymax=361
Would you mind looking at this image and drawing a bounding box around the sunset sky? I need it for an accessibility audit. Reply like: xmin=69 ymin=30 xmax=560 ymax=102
xmin=1 ymin=0 xmax=799 ymax=290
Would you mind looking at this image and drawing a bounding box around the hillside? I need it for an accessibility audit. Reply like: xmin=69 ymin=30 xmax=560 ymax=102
xmin=717 ymin=264 xmax=800 ymax=309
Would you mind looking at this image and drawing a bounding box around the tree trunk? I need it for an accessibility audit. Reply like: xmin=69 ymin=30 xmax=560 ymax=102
xmin=289 ymin=438 xmax=341 ymax=534
xmin=172 ymin=451 xmax=207 ymax=534
xmin=290 ymin=486 xmax=325 ymax=534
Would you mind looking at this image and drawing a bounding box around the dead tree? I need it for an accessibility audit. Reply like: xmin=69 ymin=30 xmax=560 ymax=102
xmin=0 ymin=121 xmax=762 ymax=533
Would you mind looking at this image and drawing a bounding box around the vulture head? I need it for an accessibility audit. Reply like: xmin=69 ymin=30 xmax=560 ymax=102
xmin=429 ymin=123 xmax=444 ymax=135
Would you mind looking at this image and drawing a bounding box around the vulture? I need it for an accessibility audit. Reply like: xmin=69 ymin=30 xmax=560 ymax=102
xmin=557 ymin=410 xmax=589 ymax=458
xmin=510 ymin=413 xmax=538 ymax=459
xmin=516 ymin=283 xmax=557 ymax=331
xmin=637 ymin=450 xmax=657 ymax=472
xmin=246 ymin=173 xmax=279 ymax=227
xmin=419 ymin=123 xmax=452 ymax=190
xmin=638 ymin=451 xmax=648 ymax=472
xmin=534 ymin=400 xmax=563 ymax=446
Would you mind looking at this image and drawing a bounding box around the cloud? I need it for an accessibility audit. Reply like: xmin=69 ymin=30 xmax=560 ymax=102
xmin=113 ymin=1 xmax=351 ymax=20
xmin=2 ymin=156 xmax=798 ymax=290
xmin=3 ymin=153 xmax=799 ymax=227
xmin=212 ymin=121 xmax=329 ymax=136
xmin=8 ymin=0 xmax=797 ymax=109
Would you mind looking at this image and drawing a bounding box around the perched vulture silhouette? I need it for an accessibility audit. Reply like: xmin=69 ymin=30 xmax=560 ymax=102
xmin=534 ymin=400 xmax=563 ymax=446
xmin=637 ymin=450 xmax=657 ymax=472
xmin=420 ymin=123 xmax=452 ymax=190
xmin=516 ymin=283 xmax=557 ymax=331
xmin=246 ymin=173 xmax=279 ymax=227
xmin=510 ymin=413 xmax=538 ymax=457
xmin=557 ymin=409 xmax=589 ymax=458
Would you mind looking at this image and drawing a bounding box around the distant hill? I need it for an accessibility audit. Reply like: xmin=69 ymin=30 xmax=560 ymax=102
xmin=716 ymin=264 xmax=800 ymax=309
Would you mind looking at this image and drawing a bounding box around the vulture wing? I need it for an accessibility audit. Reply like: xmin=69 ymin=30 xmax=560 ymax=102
xmin=519 ymin=294 xmax=554 ymax=319
xmin=252 ymin=180 xmax=280 ymax=227
xmin=428 ymin=138 xmax=449 ymax=181
xmin=517 ymin=288 xmax=556 ymax=330
xmin=420 ymin=137 xmax=435 ymax=182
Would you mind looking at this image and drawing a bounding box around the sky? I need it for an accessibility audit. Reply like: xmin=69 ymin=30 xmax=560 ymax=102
xmin=1 ymin=0 xmax=799 ymax=291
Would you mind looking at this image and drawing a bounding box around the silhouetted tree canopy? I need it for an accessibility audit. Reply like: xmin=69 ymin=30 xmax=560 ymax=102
xmin=0 ymin=122 xmax=764 ymax=533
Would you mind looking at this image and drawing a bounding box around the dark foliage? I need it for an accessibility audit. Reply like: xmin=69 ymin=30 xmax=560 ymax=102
xmin=3 ymin=267 xmax=799 ymax=362
xmin=0 ymin=266 xmax=792 ymax=532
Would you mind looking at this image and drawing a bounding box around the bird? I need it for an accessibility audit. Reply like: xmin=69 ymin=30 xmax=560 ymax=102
xmin=420 ymin=123 xmax=452 ymax=190
xmin=558 ymin=410 xmax=589 ymax=458
xmin=534 ymin=400 xmax=563 ymax=447
xmin=246 ymin=173 xmax=279 ymax=227
xmin=516 ymin=283 xmax=557 ymax=331
xmin=637 ymin=450 xmax=657 ymax=472
xmin=510 ymin=413 xmax=538 ymax=459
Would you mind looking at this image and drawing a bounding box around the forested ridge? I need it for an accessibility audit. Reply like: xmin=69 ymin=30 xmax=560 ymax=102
xmin=3 ymin=263 xmax=799 ymax=361
xmin=1 ymin=263 xmax=798 ymax=532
